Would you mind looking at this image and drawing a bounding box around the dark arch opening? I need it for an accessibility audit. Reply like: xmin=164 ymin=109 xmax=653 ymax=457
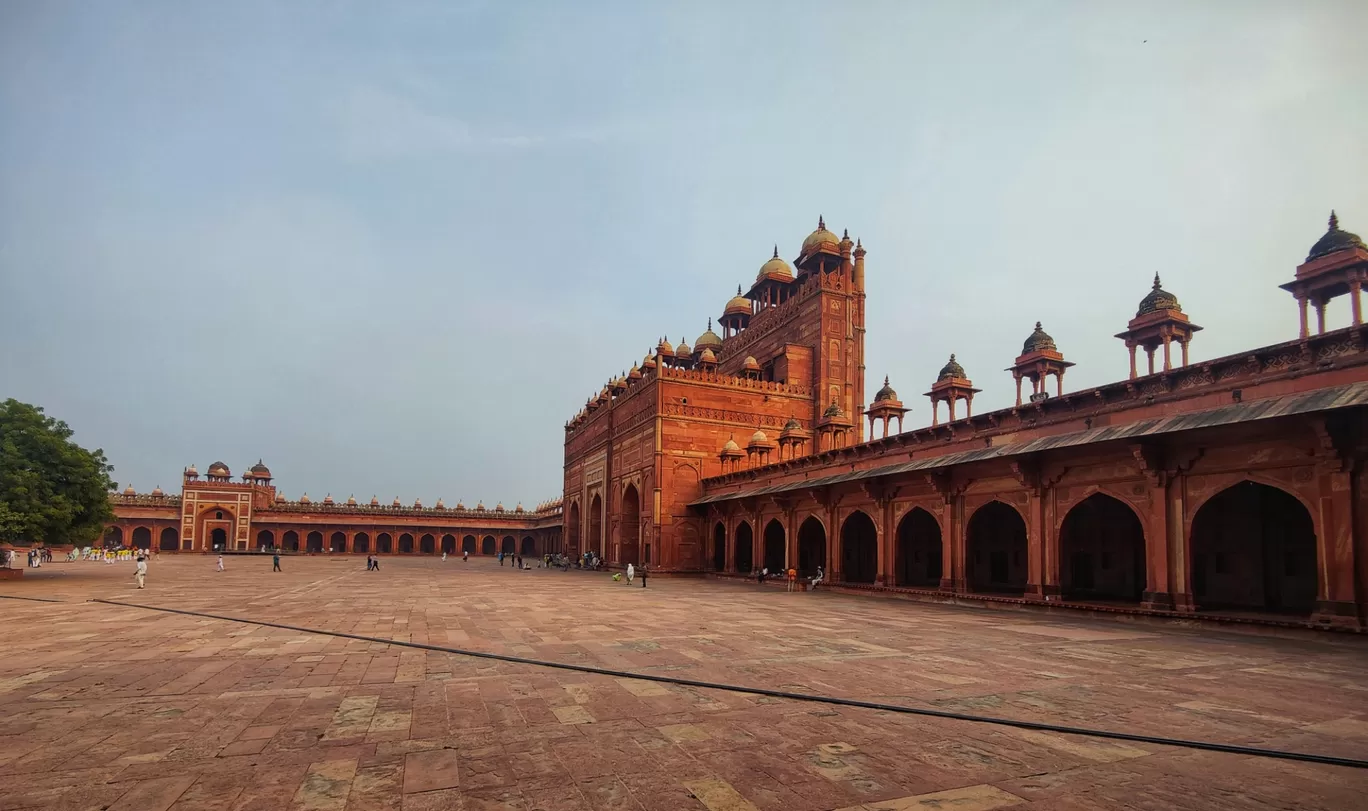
xmin=399 ymin=533 xmax=414 ymax=554
xmin=763 ymin=519 xmax=786 ymax=572
xmin=735 ymin=521 xmax=754 ymax=573
xmin=212 ymin=527 xmax=229 ymax=551
xmin=104 ymin=526 xmax=123 ymax=548
xmin=798 ymin=517 xmax=826 ymax=578
xmin=589 ymin=494 xmax=603 ymax=558
xmin=620 ymin=485 xmax=641 ymax=565
xmin=441 ymin=534 xmax=456 ymax=554
xmin=501 ymin=536 xmax=515 ymax=554
xmin=283 ymin=530 xmax=299 ymax=552
xmin=482 ymin=536 xmax=495 ymax=555
xmin=712 ymin=522 xmax=727 ymax=571
xmin=841 ymin=511 xmax=878 ymax=583
xmin=896 ymin=508 xmax=942 ymax=587
xmin=520 ymin=536 xmax=536 ymax=556
xmin=568 ymin=502 xmax=581 ymax=557
xmin=331 ymin=531 xmax=347 ymax=553
xmin=462 ymin=535 xmax=476 ymax=554
xmin=131 ymin=526 xmax=152 ymax=550
xmin=353 ymin=532 xmax=370 ymax=554
xmin=966 ymin=501 xmax=1028 ymax=594
xmin=306 ymin=531 xmax=323 ymax=553
xmin=1060 ymin=494 xmax=1146 ymax=602
xmin=160 ymin=527 xmax=180 ymax=551
xmin=256 ymin=530 xmax=274 ymax=550
xmin=420 ymin=534 xmax=435 ymax=554
xmin=1191 ymin=481 xmax=1317 ymax=615
xmin=376 ymin=533 xmax=392 ymax=554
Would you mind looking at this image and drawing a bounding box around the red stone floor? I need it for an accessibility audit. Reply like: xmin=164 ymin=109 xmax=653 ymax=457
xmin=1 ymin=555 xmax=1366 ymax=810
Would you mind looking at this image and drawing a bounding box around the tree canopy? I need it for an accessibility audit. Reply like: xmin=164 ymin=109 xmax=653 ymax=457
xmin=0 ymin=399 xmax=115 ymax=544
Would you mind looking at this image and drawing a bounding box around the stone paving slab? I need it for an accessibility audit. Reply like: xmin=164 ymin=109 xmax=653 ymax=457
xmin=0 ymin=556 xmax=1365 ymax=809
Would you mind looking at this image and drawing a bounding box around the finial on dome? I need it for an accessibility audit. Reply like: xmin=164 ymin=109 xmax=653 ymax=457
xmin=856 ymin=237 xmax=862 ymax=248
xmin=737 ymin=284 xmax=742 ymax=295
xmin=772 ymin=245 xmax=779 ymax=259
xmin=842 ymin=228 xmax=849 ymax=239
xmin=1153 ymin=273 xmax=1161 ymax=289
xmin=707 ymin=316 xmax=712 ymax=330
xmin=818 ymin=215 xmax=825 ymax=230
xmin=1330 ymin=210 xmax=1339 ymax=231
xmin=950 ymin=353 xmax=956 ymax=361
xmin=1035 ymin=321 xmax=1042 ymax=330
xmin=884 ymin=375 xmax=889 ymax=386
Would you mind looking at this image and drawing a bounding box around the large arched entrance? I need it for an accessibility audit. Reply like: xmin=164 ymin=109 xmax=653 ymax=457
xmin=442 ymin=534 xmax=456 ymax=555
xmin=501 ymin=536 xmax=515 ymax=555
xmin=620 ymin=485 xmax=641 ymax=565
xmin=841 ymin=511 xmax=878 ymax=583
xmin=354 ymin=532 xmax=370 ymax=553
xmin=482 ymin=536 xmax=495 ymax=555
xmin=376 ymin=533 xmax=392 ymax=554
xmin=712 ymin=522 xmax=727 ymax=571
xmin=283 ymin=530 xmax=300 ymax=552
xmin=160 ymin=527 xmax=180 ymax=551
xmin=967 ymin=501 xmax=1028 ymax=593
xmin=462 ymin=535 xmax=476 ymax=554
xmin=567 ymin=502 xmax=581 ymax=557
xmin=256 ymin=530 xmax=274 ymax=550
xmin=762 ymin=519 xmax=786 ymax=572
xmin=331 ymin=532 xmax=347 ymax=553
xmin=399 ymin=533 xmax=414 ymax=554
xmin=306 ymin=531 xmax=324 ymax=553
xmin=131 ymin=527 xmax=152 ymax=550
xmin=521 ymin=536 xmax=536 ymax=556
xmin=420 ymin=534 xmax=435 ymax=554
xmin=896 ymin=508 xmax=942 ymax=587
xmin=104 ymin=526 xmax=123 ymax=548
xmin=1060 ymin=494 xmax=1145 ymax=602
xmin=589 ymin=494 xmax=603 ymax=558
xmin=1190 ymin=481 xmax=1317 ymax=615
xmin=735 ymin=521 xmax=754 ymax=573
xmin=212 ymin=528 xmax=229 ymax=551
xmin=797 ymin=517 xmax=826 ymax=578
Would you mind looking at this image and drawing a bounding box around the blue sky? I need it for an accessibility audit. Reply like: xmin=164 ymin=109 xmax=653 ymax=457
xmin=2 ymin=1 xmax=1366 ymax=504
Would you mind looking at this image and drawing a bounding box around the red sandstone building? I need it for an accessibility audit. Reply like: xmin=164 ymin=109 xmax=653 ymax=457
xmin=564 ymin=213 xmax=1368 ymax=629
xmin=107 ymin=462 xmax=561 ymax=558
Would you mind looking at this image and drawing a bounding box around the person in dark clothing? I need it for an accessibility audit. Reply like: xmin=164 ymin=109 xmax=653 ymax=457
xmin=272 ymin=553 xmax=281 ymax=572
xmin=640 ymin=564 xmax=647 ymax=588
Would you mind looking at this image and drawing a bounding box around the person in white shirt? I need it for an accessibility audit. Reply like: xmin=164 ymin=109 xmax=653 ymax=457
xmin=135 ymin=555 xmax=148 ymax=589
xmin=217 ymin=554 xmax=225 ymax=572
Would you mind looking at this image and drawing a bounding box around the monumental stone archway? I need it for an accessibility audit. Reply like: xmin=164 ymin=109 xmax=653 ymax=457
xmin=797 ymin=517 xmax=826 ymax=578
xmin=620 ymin=485 xmax=641 ymax=565
xmin=354 ymin=532 xmax=370 ymax=553
xmin=763 ymin=519 xmax=786 ymax=572
xmin=712 ymin=522 xmax=727 ymax=571
xmin=1060 ymin=493 xmax=1145 ymax=602
xmin=735 ymin=521 xmax=754 ymax=573
xmin=1190 ymin=481 xmax=1317 ymax=615
xmin=966 ymin=501 xmax=1027 ymax=594
xmin=841 ymin=511 xmax=878 ymax=583
xmin=160 ymin=527 xmax=180 ymax=551
xmin=896 ymin=508 xmax=942 ymax=587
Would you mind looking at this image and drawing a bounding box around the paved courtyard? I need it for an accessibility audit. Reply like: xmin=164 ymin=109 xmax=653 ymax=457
xmin=1 ymin=556 xmax=1366 ymax=811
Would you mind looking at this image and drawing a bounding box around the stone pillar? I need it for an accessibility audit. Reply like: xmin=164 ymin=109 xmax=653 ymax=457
xmin=1141 ymin=480 xmax=1176 ymax=611
xmin=1315 ymin=299 xmax=1327 ymax=335
xmin=1298 ymin=296 xmax=1310 ymax=339
xmin=1169 ymin=477 xmax=1193 ymax=612
xmin=826 ymin=504 xmax=840 ymax=582
xmin=1025 ymin=490 xmax=1046 ymax=600
xmin=1354 ymin=280 xmax=1364 ymax=326
xmin=1180 ymin=339 xmax=1190 ymax=368
xmin=1128 ymin=343 xmax=1138 ymax=380
xmin=1162 ymin=335 xmax=1172 ymax=371
xmin=1312 ymin=464 xmax=1361 ymax=628
xmin=1014 ymin=374 xmax=1023 ymax=407
xmin=940 ymin=494 xmax=963 ymax=593
xmin=874 ymin=498 xmax=890 ymax=586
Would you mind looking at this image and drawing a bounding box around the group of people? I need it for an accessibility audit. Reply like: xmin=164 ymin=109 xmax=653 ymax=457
xmin=754 ymin=565 xmax=824 ymax=591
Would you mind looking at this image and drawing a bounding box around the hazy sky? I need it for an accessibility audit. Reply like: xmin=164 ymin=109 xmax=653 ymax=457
xmin=3 ymin=1 xmax=1366 ymax=505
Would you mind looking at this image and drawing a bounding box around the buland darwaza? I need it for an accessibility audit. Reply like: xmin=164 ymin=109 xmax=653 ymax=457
xmin=563 ymin=212 xmax=1368 ymax=629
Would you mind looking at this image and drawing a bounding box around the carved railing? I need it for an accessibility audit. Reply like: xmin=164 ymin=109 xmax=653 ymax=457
xmin=109 ymin=494 xmax=182 ymax=507
xmin=659 ymin=366 xmax=812 ymax=397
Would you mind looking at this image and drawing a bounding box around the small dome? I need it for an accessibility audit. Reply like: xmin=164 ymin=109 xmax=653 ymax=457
xmin=151 ymin=485 xmax=164 ymax=497
xmin=207 ymin=461 xmax=230 ymax=477
xmin=742 ymin=355 xmax=761 ymax=372
xmin=476 ymin=501 xmax=486 ymax=510
xmin=515 ymin=502 xmax=524 ymax=512
xmin=456 ymin=501 xmax=466 ymax=510
xmin=249 ymin=459 xmax=271 ymax=477
xmin=299 ymin=493 xmax=311 ymax=504
xmin=641 ymin=353 xmax=657 ymax=370
xmin=750 ymin=429 xmax=768 ymax=444
xmin=1137 ymin=274 xmax=1181 ymax=316
xmin=874 ymin=376 xmax=897 ymax=402
xmin=277 ymin=491 xmax=287 ymax=502
xmin=185 ymin=464 xmax=198 ymax=477
xmin=392 ymin=496 xmax=402 ymax=507
xmin=436 ymin=498 xmax=445 ymax=509
xmin=370 ymin=496 xmax=379 ymax=506
xmin=347 ymin=495 xmax=357 ymax=505
xmin=938 ymin=353 xmax=966 ymax=381
xmin=722 ymin=437 xmax=740 ymax=452
xmin=413 ymin=498 xmax=422 ymax=508
xmin=675 ymin=338 xmax=691 ymax=357
xmin=800 ymin=216 xmax=840 ymax=255
xmin=628 ymin=364 xmax=643 ymax=380
xmin=656 ymin=337 xmax=675 ymax=357
xmin=757 ymin=246 xmax=794 ymax=282
xmin=695 ymin=318 xmax=724 ymax=352
xmin=1307 ymin=211 xmax=1365 ymax=261
xmin=1022 ymin=322 xmax=1057 ymax=354
xmin=495 ymin=502 xmax=505 ymax=511
xmin=698 ymin=347 xmax=717 ymax=364
xmin=123 ymin=485 xmax=136 ymax=496
xmin=723 ymin=286 xmax=752 ymax=318
xmin=323 ymin=494 xmax=334 ymax=505
xmin=823 ymin=399 xmax=845 ymax=419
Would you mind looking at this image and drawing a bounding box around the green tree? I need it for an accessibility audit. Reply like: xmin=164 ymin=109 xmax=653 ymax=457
xmin=0 ymin=399 xmax=116 ymax=545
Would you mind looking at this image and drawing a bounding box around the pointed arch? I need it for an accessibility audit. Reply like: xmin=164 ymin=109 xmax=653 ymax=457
xmin=420 ymin=533 xmax=435 ymax=554
xmin=521 ymin=536 xmax=537 ymax=556
xmin=763 ymin=519 xmax=786 ymax=572
xmin=104 ymin=526 xmax=123 ymax=548
xmin=398 ymin=533 xmax=414 ymax=554
xmin=283 ymin=530 xmax=300 ymax=552
xmin=735 ymin=520 xmax=754 ymax=573
xmin=589 ymin=494 xmax=604 ymax=557
xmin=1190 ymin=481 xmax=1317 ymax=615
xmin=441 ymin=534 xmax=456 ymax=554
xmin=966 ymin=501 xmax=1027 ymax=594
xmin=797 ymin=516 xmax=826 ymax=578
xmin=331 ymin=531 xmax=347 ymax=553
xmin=567 ymin=501 xmax=582 ymax=557
xmin=482 ymin=535 xmax=495 ymax=555
xmin=306 ymin=531 xmax=324 ymax=553
xmin=159 ymin=527 xmax=180 ymax=551
xmin=255 ymin=530 xmax=274 ymax=550
xmin=841 ymin=510 xmax=878 ymax=583
xmin=376 ymin=533 xmax=392 ymax=554
xmin=712 ymin=521 xmax=727 ymax=571
xmin=896 ymin=507 xmax=941 ymax=587
xmin=131 ymin=526 xmax=152 ymax=550
xmin=462 ymin=535 xmax=476 ymax=554
xmin=354 ymin=532 xmax=370 ymax=553
xmin=620 ymin=484 xmax=641 ymax=565
xmin=501 ymin=536 xmax=515 ymax=554
xmin=1060 ymin=493 xmax=1145 ymax=602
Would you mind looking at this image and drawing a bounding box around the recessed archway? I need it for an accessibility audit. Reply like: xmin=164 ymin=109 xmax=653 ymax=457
xmin=462 ymin=535 xmax=476 ymax=554
xmin=306 ymin=531 xmax=324 ymax=553
xmin=501 ymin=536 xmax=515 ymax=555
xmin=797 ymin=517 xmax=826 ymax=578
xmin=712 ymin=522 xmax=727 ymax=571
xmin=420 ymin=534 xmax=435 ymax=554
xmin=441 ymin=534 xmax=456 ymax=554
xmin=482 ymin=536 xmax=495 ymax=555
xmin=376 ymin=533 xmax=392 ymax=554
xmin=735 ymin=521 xmax=754 ymax=573
xmin=1060 ymin=493 xmax=1145 ymax=603
xmin=104 ymin=526 xmax=123 ymax=548
xmin=1190 ymin=481 xmax=1317 ymax=615
xmin=520 ymin=536 xmax=536 ymax=556
xmin=212 ymin=527 xmax=230 ymax=551
xmin=354 ymin=532 xmax=370 ymax=553
xmin=841 ymin=511 xmax=878 ymax=584
xmin=256 ymin=530 xmax=274 ymax=550
xmin=160 ymin=527 xmax=180 ymax=551
xmin=896 ymin=508 xmax=942 ymax=587
xmin=567 ymin=502 xmax=581 ymax=557
xmin=283 ymin=530 xmax=300 ymax=552
xmin=331 ymin=531 xmax=347 ymax=553
xmin=763 ymin=519 xmax=786 ymax=572
xmin=131 ymin=526 xmax=152 ymax=550
xmin=399 ymin=533 xmax=414 ymax=554
xmin=589 ymin=494 xmax=604 ymax=558
xmin=966 ymin=501 xmax=1028 ymax=594
xmin=620 ymin=485 xmax=641 ymax=565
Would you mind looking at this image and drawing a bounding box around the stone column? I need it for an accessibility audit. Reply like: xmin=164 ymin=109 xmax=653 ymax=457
xmin=1298 ymin=296 xmax=1310 ymax=339
xmin=1180 ymin=339 xmax=1190 ymax=368
xmin=1315 ymin=299 xmax=1327 ymax=335
xmin=1169 ymin=477 xmax=1193 ymax=612
xmin=939 ymin=494 xmax=962 ymax=593
xmin=1162 ymin=335 xmax=1172 ymax=371
xmin=1025 ymin=490 xmax=1045 ymax=600
xmin=1312 ymin=463 xmax=1361 ymax=628
xmin=1354 ymin=279 xmax=1365 ymax=326
xmin=1141 ymin=479 xmax=1176 ymax=611
xmin=1128 ymin=343 xmax=1138 ymax=380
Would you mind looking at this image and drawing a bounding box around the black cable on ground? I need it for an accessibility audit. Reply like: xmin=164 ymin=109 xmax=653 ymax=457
xmin=92 ymin=598 xmax=1368 ymax=771
xmin=0 ymin=593 xmax=65 ymax=603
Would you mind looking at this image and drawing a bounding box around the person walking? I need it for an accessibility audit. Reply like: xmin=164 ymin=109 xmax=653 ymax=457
xmin=135 ymin=554 xmax=148 ymax=589
xmin=640 ymin=564 xmax=648 ymax=588
xmin=272 ymin=552 xmax=281 ymax=572
xmin=442 ymin=551 xmax=448 ymax=562
xmin=217 ymin=554 xmax=225 ymax=572
xmin=463 ymin=550 xmax=468 ymax=562
xmin=626 ymin=562 xmax=635 ymax=584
